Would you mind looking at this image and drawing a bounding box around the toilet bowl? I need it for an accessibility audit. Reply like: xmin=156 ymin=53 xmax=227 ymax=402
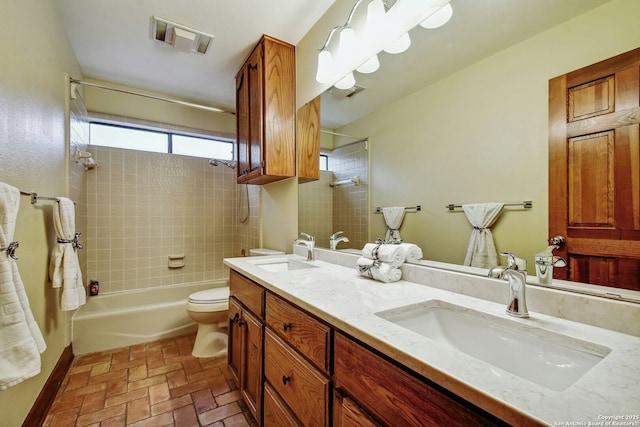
xmin=186 ymin=287 xmax=230 ymax=358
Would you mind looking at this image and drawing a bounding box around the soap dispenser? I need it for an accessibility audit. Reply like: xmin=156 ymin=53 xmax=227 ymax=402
xmin=534 ymin=245 xmax=567 ymax=285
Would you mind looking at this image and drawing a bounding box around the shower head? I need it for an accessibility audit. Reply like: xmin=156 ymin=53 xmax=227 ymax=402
xmin=208 ymin=158 xmax=237 ymax=168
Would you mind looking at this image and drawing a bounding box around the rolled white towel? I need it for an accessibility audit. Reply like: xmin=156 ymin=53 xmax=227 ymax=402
xmin=357 ymin=257 xmax=402 ymax=283
xmin=362 ymin=243 xmax=405 ymax=268
xmin=399 ymin=243 xmax=423 ymax=263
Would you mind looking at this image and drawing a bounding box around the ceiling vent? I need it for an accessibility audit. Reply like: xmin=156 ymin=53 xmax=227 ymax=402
xmin=327 ymin=84 xmax=367 ymax=99
xmin=152 ymin=16 xmax=213 ymax=55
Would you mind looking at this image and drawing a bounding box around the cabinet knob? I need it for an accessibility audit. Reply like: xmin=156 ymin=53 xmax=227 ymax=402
xmin=282 ymin=375 xmax=291 ymax=385
xmin=229 ymin=313 xmax=240 ymax=323
xmin=283 ymin=322 xmax=292 ymax=331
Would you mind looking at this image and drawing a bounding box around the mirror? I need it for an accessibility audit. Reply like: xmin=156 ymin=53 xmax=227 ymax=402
xmin=297 ymin=0 xmax=640 ymax=303
xmin=298 ymin=132 xmax=368 ymax=251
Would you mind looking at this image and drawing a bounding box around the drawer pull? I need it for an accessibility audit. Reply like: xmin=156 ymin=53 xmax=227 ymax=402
xmin=282 ymin=375 xmax=292 ymax=385
xmin=283 ymin=322 xmax=292 ymax=331
xmin=230 ymin=313 xmax=240 ymax=323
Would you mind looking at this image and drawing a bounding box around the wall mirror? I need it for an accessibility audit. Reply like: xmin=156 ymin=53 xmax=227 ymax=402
xmin=297 ymin=0 xmax=640 ymax=303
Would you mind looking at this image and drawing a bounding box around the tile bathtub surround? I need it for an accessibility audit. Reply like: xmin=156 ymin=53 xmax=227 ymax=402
xmin=86 ymin=146 xmax=259 ymax=294
xmin=44 ymin=333 xmax=256 ymax=427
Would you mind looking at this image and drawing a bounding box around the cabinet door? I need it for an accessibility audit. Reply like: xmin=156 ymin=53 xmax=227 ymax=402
xmin=334 ymin=390 xmax=381 ymax=427
xmin=235 ymin=66 xmax=250 ymax=182
xmin=227 ymin=297 xmax=243 ymax=384
xmin=247 ymin=44 xmax=263 ymax=180
xmin=297 ymin=96 xmax=321 ymax=183
xmin=241 ymin=308 xmax=264 ymax=425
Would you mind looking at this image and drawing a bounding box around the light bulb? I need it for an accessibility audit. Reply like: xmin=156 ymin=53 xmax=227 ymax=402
xmin=366 ymin=0 xmax=386 ymax=30
xmin=316 ymin=49 xmax=334 ymax=84
xmin=419 ymin=3 xmax=453 ymax=29
xmin=384 ymin=32 xmax=411 ymax=54
xmin=338 ymin=27 xmax=356 ymax=60
xmin=334 ymin=72 xmax=356 ymax=90
xmin=356 ymin=55 xmax=380 ymax=74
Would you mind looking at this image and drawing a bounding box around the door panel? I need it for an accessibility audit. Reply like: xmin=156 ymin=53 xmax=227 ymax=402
xmin=549 ymin=48 xmax=640 ymax=290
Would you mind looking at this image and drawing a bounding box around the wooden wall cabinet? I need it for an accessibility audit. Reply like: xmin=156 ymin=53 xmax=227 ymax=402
xmin=297 ymin=96 xmax=321 ymax=183
xmin=228 ymin=271 xmax=266 ymax=424
xmin=235 ymin=35 xmax=296 ymax=185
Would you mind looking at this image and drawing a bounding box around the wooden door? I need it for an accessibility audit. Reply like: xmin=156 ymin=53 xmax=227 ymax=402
xmin=549 ymin=48 xmax=640 ymax=290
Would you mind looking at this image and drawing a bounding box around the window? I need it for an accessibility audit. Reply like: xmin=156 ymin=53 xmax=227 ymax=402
xmin=319 ymin=154 xmax=329 ymax=171
xmin=89 ymin=122 xmax=233 ymax=160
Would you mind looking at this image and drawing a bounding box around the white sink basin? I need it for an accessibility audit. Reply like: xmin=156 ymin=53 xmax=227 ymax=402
xmin=249 ymin=258 xmax=318 ymax=273
xmin=375 ymin=300 xmax=610 ymax=391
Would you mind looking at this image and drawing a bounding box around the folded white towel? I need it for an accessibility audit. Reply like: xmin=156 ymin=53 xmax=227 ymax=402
xmin=399 ymin=243 xmax=423 ymax=263
xmin=357 ymin=257 xmax=402 ymax=283
xmin=49 ymin=197 xmax=86 ymax=311
xmin=362 ymin=243 xmax=405 ymax=267
xmin=362 ymin=242 xmax=423 ymax=266
xmin=0 ymin=183 xmax=46 ymax=390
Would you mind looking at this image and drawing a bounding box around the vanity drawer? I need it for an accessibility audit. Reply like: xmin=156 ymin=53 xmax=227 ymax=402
xmin=264 ymin=329 xmax=330 ymax=427
xmin=265 ymin=292 xmax=330 ymax=372
xmin=263 ymin=381 xmax=302 ymax=427
xmin=230 ymin=270 xmax=264 ymax=318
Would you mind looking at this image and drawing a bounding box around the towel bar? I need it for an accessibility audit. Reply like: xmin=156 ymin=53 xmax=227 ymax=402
xmin=374 ymin=205 xmax=422 ymax=213
xmin=445 ymin=201 xmax=533 ymax=211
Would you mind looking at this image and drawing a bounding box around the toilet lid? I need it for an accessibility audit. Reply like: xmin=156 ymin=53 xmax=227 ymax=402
xmin=188 ymin=287 xmax=230 ymax=304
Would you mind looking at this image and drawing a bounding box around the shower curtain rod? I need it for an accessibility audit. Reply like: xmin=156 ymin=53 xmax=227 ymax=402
xmin=320 ymin=129 xmax=367 ymax=140
xmin=70 ymin=78 xmax=235 ymax=115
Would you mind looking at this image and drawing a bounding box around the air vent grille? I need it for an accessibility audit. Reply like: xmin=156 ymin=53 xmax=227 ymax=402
xmin=152 ymin=16 xmax=213 ymax=55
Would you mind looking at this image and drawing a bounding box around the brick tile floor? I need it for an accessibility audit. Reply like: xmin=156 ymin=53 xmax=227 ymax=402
xmin=44 ymin=333 xmax=257 ymax=427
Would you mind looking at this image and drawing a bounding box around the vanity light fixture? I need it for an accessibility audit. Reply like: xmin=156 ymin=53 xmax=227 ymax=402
xmin=316 ymin=0 xmax=453 ymax=88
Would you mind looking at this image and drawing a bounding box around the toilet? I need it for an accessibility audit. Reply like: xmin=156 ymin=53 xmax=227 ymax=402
xmin=186 ymin=248 xmax=284 ymax=358
xmin=186 ymin=287 xmax=230 ymax=358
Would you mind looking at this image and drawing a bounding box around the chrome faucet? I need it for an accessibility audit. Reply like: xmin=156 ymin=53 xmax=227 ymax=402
xmin=489 ymin=252 xmax=529 ymax=318
xmin=294 ymin=232 xmax=315 ymax=261
xmin=329 ymin=231 xmax=349 ymax=250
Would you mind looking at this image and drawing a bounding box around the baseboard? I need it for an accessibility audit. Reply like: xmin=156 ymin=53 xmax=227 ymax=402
xmin=22 ymin=344 xmax=74 ymax=427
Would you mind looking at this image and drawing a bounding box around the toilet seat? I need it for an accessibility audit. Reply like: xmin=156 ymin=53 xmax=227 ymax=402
xmin=188 ymin=287 xmax=229 ymax=304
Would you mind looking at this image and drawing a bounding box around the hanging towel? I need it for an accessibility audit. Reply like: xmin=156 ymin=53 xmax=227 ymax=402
xmin=0 ymin=183 xmax=46 ymax=390
xmin=382 ymin=207 xmax=406 ymax=242
xmin=49 ymin=197 xmax=86 ymax=311
xmin=357 ymin=258 xmax=402 ymax=283
xmin=462 ymin=203 xmax=504 ymax=268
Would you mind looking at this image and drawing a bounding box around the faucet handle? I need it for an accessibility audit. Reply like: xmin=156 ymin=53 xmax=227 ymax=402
xmin=499 ymin=252 xmax=527 ymax=271
xmin=330 ymin=231 xmax=344 ymax=239
xmin=300 ymin=232 xmax=315 ymax=242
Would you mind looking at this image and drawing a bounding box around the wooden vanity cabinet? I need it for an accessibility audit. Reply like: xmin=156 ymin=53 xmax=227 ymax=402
xmin=333 ymin=332 xmax=507 ymax=427
xmin=235 ymin=35 xmax=296 ymax=185
xmin=228 ymin=270 xmax=266 ymax=424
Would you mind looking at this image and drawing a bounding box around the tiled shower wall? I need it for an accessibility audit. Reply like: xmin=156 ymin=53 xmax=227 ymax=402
xmin=330 ymin=141 xmax=368 ymax=249
xmin=298 ymin=171 xmax=334 ymax=248
xmin=86 ymin=146 xmax=259 ymax=294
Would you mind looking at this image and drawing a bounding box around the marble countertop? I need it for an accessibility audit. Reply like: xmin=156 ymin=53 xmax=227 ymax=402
xmin=224 ymin=252 xmax=640 ymax=426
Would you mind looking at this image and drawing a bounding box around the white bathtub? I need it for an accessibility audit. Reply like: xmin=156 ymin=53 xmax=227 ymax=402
xmin=72 ymin=281 xmax=227 ymax=355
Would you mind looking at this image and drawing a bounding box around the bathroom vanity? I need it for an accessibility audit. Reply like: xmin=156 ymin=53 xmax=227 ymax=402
xmin=224 ymin=248 xmax=640 ymax=426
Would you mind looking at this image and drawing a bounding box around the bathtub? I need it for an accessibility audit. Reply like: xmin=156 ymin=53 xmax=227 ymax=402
xmin=72 ymin=280 xmax=227 ymax=355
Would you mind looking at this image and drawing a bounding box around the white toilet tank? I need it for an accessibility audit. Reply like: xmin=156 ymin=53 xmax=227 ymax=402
xmin=249 ymin=248 xmax=285 ymax=256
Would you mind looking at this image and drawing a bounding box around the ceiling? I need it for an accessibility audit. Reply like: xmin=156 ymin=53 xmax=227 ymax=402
xmin=54 ymin=0 xmax=611 ymax=129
